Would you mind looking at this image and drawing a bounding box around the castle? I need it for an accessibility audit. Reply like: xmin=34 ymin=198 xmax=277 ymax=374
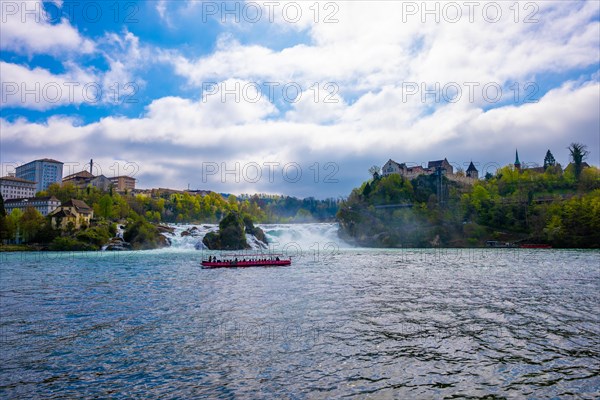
xmin=382 ymin=158 xmax=479 ymax=183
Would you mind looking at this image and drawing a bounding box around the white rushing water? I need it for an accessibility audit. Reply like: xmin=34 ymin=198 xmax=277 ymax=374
xmin=161 ymin=223 xmax=350 ymax=251
xmin=259 ymin=223 xmax=351 ymax=250
xmin=163 ymin=224 xmax=219 ymax=250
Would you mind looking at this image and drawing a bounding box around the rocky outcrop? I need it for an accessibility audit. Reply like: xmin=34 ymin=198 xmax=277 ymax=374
xmin=104 ymin=237 xmax=132 ymax=251
xmin=124 ymin=220 xmax=171 ymax=250
xmin=202 ymin=212 xmax=248 ymax=250
xmin=202 ymin=213 xmax=268 ymax=250
xmin=181 ymin=227 xmax=201 ymax=237
xmin=243 ymin=215 xmax=268 ymax=245
xmin=157 ymin=225 xmax=175 ymax=234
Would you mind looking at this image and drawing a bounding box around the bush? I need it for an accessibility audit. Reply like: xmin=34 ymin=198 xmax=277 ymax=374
xmin=50 ymin=237 xmax=96 ymax=251
xmin=75 ymin=225 xmax=112 ymax=248
xmin=124 ymin=220 xmax=169 ymax=250
xmin=202 ymin=212 xmax=250 ymax=250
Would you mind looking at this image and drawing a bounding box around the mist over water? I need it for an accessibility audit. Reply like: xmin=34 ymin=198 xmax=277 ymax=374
xmin=1 ymin=227 xmax=599 ymax=398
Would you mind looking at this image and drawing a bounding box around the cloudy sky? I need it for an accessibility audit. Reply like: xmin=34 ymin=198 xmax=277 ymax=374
xmin=1 ymin=0 xmax=598 ymax=198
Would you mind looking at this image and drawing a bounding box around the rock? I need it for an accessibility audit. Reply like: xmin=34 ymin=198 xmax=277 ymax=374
xmin=243 ymin=215 xmax=268 ymax=245
xmin=201 ymin=213 xmax=269 ymax=250
xmin=246 ymin=235 xmax=268 ymax=249
xmin=181 ymin=226 xmax=200 ymax=237
xmin=202 ymin=231 xmax=221 ymax=249
xmin=105 ymin=237 xmax=132 ymax=251
xmin=124 ymin=220 xmax=171 ymax=250
xmin=202 ymin=212 xmax=250 ymax=250
xmin=156 ymin=225 xmax=175 ymax=234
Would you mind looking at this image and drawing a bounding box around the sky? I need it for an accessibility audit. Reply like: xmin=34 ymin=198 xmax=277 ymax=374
xmin=1 ymin=0 xmax=599 ymax=198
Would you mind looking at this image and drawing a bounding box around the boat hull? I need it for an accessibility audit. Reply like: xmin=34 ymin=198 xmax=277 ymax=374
xmin=519 ymin=244 xmax=552 ymax=249
xmin=201 ymin=260 xmax=291 ymax=269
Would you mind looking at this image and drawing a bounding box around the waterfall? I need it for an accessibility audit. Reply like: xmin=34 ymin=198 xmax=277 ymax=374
xmin=163 ymin=224 xmax=219 ymax=250
xmin=260 ymin=223 xmax=351 ymax=250
xmin=162 ymin=223 xmax=351 ymax=251
xmin=116 ymin=225 xmax=125 ymax=239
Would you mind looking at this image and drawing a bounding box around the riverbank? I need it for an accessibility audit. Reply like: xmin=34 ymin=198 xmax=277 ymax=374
xmin=0 ymin=244 xmax=38 ymax=252
xmin=337 ymin=168 xmax=600 ymax=249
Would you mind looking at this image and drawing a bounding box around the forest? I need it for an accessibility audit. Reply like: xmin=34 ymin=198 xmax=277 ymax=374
xmin=0 ymin=184 xmax=338 ymax=250
xmin=337 ymin=146 xmax=600 ymax=248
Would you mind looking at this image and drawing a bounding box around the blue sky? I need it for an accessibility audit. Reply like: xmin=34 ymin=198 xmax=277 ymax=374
xmin=1 ymin=0 xmax=599 ymax=198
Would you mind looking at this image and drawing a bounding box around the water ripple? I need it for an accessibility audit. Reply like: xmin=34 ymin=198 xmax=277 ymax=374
xmin=1 ymin=248 xmax=599 ymax=398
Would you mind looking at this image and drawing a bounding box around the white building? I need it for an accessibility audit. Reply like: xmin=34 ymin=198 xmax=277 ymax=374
xmin=0 ymin=176 xmax=37 ymax=200
xmin=4 ymin=196 xmax=61 ymax=216
xmin=382 ymin=159 xmax=406 ymax=177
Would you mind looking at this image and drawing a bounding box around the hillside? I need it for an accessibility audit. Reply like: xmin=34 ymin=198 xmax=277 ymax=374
xmin=337 ymin=164 xmax=600 ymax=248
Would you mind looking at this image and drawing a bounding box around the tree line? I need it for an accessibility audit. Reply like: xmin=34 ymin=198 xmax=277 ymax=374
xmin=338 ymin=144 xmax=600 ymax=248
xmin=0 ymin=184 xmax=339 ymax=250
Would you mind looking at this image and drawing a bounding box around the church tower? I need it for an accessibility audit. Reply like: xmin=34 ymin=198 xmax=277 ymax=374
xmin=514 ymin=149 xmax=521 ymax=171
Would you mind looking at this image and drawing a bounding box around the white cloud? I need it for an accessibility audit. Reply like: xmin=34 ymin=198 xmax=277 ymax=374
xmin=285 ymin=85 xmax=346 ymax=123
xmin=98 ymin=30 xmax=147 ymax=98
xmin=0 ymin=0 xmax=94 ymax=55
xmin=0 ymin=115 xmax=93 ymax=146
xmin=166 ymin=1 xmax=599 ymax=102
xmin=156 ymin=0 xmax=168 ymax=21
xmin=1 ymin=29 xmax=150 ymax=110
xmin=0 ymin=61 xmax=99 ymax=110
xmin=4 ymin=78 xmax=597 ymax=153
xmin=2 ymin=80 xmax=597 ymax=193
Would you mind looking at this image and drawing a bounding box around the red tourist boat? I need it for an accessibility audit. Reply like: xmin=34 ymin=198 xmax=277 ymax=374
xmin=519 ymin=244 xmax=552 ymax=249
xmin=201 ymin=254 xmax=291 ymax=269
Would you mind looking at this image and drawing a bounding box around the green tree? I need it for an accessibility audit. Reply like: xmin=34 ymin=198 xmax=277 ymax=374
xmin=7 ymin=208 xmax=23 ymax=243
xmin=45 ymin=182 xmax=80 ymax=203
xmin=20 ymin=207 xmax=45 ymax=242
xmin=0 ymin=193 xmax=7 ymax=244
xmin=579 ymin=167 xmax=600 ymax=191
xmin=145 ymin=210 xmax=161 ymax=223
xmin=227 ymin=195 xmax=239 ymax=212
xmin=0 ymin=192 xmax=5 ymax=218
xmin=97 ymin=194 xmax=114 ymax=219
xmin=543 ymin=149 xmax=556 ymax=169
xmin=470 ymin=185 xmax=491 ymax=213
xmin=568 ymin=142 xmax=589 ymax=181
xmin=362 ymin=182 xmax=372 ymax=197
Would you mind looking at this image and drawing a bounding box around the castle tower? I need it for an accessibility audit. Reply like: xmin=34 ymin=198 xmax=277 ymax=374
xmin=466 ymin=161 xmax=478 ymax=179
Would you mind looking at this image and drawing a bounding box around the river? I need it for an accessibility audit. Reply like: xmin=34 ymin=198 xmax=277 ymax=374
xmin=1 ymin=223 xmax=599 ymax=398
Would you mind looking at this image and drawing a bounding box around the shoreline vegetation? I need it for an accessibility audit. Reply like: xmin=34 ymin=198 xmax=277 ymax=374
xmin=0 ymin=185 xmax=337 ymax=252
xmin=337 ymin=149 xmax=599 ymax=249
xmin=2 ymin=145 xmax=599 ymax=251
